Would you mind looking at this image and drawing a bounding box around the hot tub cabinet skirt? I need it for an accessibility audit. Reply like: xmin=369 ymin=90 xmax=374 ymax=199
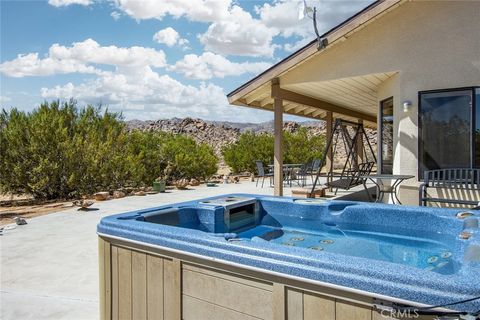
xmin=98 ymin=236 xmax=436 ymax=320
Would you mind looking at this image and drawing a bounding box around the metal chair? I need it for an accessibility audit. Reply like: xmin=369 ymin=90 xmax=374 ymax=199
xmin=419 ymin=168 xmax=480 ymax=207
xmin=309 ymin=159 xmax=321 ymax=183
xmin=289 ymin=163 xmax=310 ymax=187
xmin=255 ymin=160 xmax=273 ymax=188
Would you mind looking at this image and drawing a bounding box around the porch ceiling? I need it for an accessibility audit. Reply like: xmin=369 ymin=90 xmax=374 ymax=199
xmin=231 ymin=71 xmax=397 ymax=128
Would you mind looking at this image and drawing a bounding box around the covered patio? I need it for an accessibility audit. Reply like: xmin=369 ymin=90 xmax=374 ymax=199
xmin=228 ymin=67 xmax=396 ymax=197
xmin=227 ymin=0 xmax=404 ymax=199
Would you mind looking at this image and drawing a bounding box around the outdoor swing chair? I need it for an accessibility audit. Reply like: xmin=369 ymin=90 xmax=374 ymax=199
xmin=309 ymin=119 xmax=377 ymax=197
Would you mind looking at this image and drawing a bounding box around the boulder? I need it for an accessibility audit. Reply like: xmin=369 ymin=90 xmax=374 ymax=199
xmin=113 ymin=190 xmax=126 ymax=199
xmin=94 ymin=192 xmax=109 ymax=201
xmin=175 ymin=179 xmax=189 ymax=190
xmin=189 ymin=178 xmax=200 ymax=186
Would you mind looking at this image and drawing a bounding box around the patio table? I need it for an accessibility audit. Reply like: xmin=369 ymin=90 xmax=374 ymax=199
xmin=361 ymin=174 xmax=414 ymax=204
xmin=269 ymin=163 xmax=304 ymax=186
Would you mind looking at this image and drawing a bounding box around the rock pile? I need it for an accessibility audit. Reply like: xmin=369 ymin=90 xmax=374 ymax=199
xmin=127 ymin=118 xmax=239 ymax=167
xmin=126 ymin=118 xmax=377 ymax=173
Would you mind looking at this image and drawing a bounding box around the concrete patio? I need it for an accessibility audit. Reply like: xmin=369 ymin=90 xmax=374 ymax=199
xmin=0 ymin=180 xmax=371 ymax=320
xmin=1 ymin=182 xmax=272 ymax=320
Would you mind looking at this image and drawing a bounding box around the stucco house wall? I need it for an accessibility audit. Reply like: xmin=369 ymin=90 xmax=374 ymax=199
xmin=280 ymin=1 xmax=480 ymax=205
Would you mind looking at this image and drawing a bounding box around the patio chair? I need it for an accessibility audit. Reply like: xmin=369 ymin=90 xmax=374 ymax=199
xmin=290 ymin=163 xmax=310 ymax=187
xmin=309 ymin=159 xmax=321 ymax=183
xmin=255 ymin=160 xmax=273 ymax=188
xmin=326 ymin=161 xmax=375 ymax=194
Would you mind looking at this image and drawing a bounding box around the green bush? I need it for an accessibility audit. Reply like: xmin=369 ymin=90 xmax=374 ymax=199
xmin=0 ymin=101 xmax=218 ymax=199
xmin=125 ymin=130 xmax=166 ymax=187
xmin=283 ymin=128 xmax=326 ymax=165
xmin=222 ymin=128 xmax=325 ymax=174
xmin=160 ymin=134 xmax=218 ymax=180
xmin=222 ymin=131 xmax=274 ymax=174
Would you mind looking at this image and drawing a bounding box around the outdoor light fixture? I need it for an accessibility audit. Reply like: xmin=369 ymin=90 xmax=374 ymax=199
xmin=403 ymin=100 xmax=412 ymax=112
xmin=298 ymin=0 xmax=328 ymax=50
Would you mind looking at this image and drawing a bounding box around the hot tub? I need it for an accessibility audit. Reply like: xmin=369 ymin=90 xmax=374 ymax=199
xmin=97 ymin=194 xmax=480 ymax=319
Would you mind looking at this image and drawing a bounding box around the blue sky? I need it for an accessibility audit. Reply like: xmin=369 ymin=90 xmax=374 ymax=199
xmin=1 ymin=0 xmax=372 ymax=122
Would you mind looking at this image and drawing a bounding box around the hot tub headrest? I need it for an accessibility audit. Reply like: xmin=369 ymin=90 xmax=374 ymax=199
xmin=142 ymin=208 xmax=179 ymax=226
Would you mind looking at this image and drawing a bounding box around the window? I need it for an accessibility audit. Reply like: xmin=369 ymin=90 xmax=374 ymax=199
xmin=476 ymin=88 xmax=480 ymax=168
xmin=380 ymin=97 xmax=394 ymax=174
xmin=418 ymin=87 xmax=480 ymax=178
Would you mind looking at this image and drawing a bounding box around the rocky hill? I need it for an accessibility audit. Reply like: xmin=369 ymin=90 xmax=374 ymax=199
xmin=126 ymin=117 xmax=377 ymax=171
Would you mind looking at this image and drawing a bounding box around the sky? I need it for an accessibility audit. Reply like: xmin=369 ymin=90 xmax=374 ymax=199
xmin=0 ymin=0 xmax=372 ymax=122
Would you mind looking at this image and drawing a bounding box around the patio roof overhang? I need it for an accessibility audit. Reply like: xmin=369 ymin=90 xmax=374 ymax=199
xmin=229 ymin=72 xmax=397 ymax=127
xmin=227 ymin=0 xmax=405 ymax=128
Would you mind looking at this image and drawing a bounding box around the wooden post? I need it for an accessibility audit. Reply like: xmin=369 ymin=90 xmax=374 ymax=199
xmin=357 ymin=119 xmax=364 ymax=164
xmin=274 ymin=96 xmax=284 ymax=196
xmin=326 ymin=112 xmax=333 ymax=184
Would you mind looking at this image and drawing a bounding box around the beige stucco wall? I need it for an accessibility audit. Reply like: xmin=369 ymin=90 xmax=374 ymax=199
xmin=281 ymin=1 xmax=480 ymax=205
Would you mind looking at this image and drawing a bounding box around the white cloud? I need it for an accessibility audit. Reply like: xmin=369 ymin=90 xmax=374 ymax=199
xmin=115 ymin=0 xmax=231 ymax=22
xmin=0 ymin=53 xmax=100 ymax=77
xmin=110 ymin=11 xmax=121 ymax=21
xmin=153 ymin=27 xmax=189 ymax=48
xmin=112 ymin=0 xmax=371 ymax=58
xmin=113 ymin=1 xmax=277 ymax=57
xmin=256 ymin=0 xmax=372 ymax=53
xmin=47 ymin=0 xmax=372 ymax=58
xmin=39 ymin=65 xmax=267 ymax=121
xmin=0 ymin=95 xmax=12 ymax=103
xmin=48 ymin=0 xmax=92 ymax=7
xmin=199 ymin=5 xmax=277 ymax=57
xmin=256 ymin=0 xmax=312 ymax=39
xmin=0 ymin=39 xmax=166 ymax=78
xmin=169 ymin=52 xmax=271 ymax=80
xmin=48 ymin=39 xmax=166 ymax=67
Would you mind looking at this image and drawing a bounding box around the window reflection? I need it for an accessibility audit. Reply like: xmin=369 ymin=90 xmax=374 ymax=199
xmin=476 ymin=88 xmax=480 ymax=168
xmin=381 ymin=98 xmax=394 ymax=174
xmin=419 ymin=90 xmax=472 ymax=175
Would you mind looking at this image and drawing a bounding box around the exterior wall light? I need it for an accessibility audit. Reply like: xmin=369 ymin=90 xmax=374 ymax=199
xmin=403 ymin=100 xmax=412 ymax=112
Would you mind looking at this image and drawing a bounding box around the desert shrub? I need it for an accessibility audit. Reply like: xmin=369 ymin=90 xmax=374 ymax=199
xmin=125 ymin=130 xmax=166 ymax=187
xmin=0 ymin=101 xmax=218 ymax=199
xmin=159 ymin=134 xmax=218 ymax=180
xmin=126 ymin=131 xmax=218 ymax=183
xmin=222 ymin=128 xmax=326 ymax=174
xmin=283 ymin=128 xmax=326 ymax=165
xmin=66 ymin=105 xmax=129 ymax=196
xmin=222 ymin=131 xmax=274 ymax=174
xmin=0 ymin=100 xmax=129 ymax=198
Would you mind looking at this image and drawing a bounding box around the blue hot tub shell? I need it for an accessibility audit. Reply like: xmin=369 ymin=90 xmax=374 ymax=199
xmin=97 ymin=194 xmax=480 ymax=313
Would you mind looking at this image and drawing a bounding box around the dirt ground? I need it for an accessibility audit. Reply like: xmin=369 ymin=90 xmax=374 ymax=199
xmin=0 ymin=177 xmax=254 ymax=226
xmin=0 ymin=201 xmax=75 ymax=226
xmin=0 ymin=193 xmax=74 ymax=225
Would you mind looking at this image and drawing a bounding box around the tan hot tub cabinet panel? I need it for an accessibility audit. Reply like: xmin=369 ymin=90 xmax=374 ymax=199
xmin=98 ymin=236 xmax=439 ymax=320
